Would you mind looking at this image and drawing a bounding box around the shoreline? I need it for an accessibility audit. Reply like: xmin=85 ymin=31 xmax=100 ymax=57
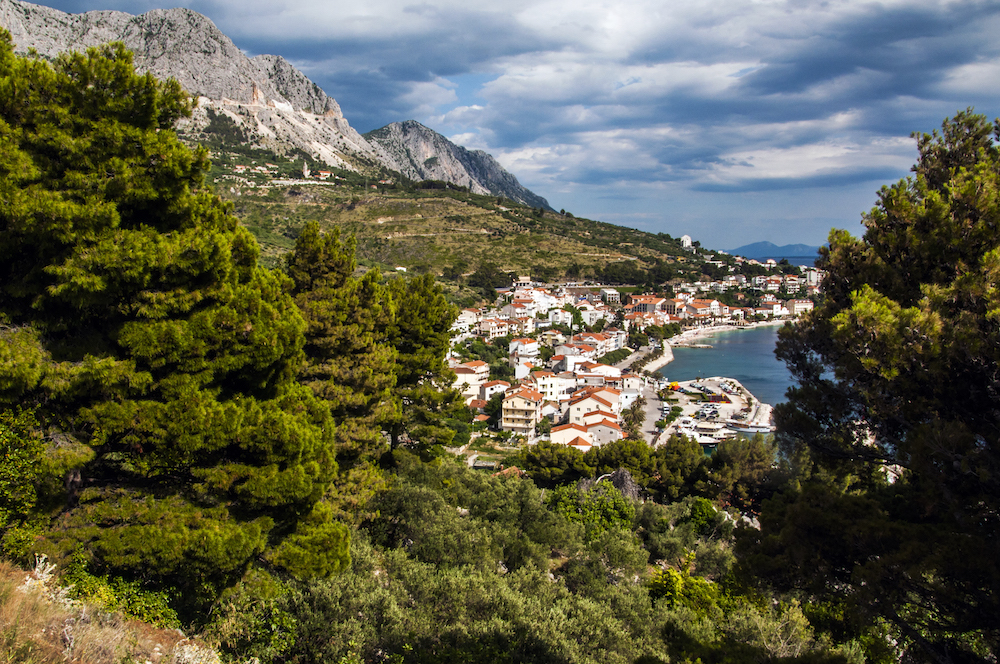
xmin=669 ymin=319 xmax=789 ymax=347
xmin=641 ymin=344 xmax=673 ymax=373
xmin=654 ymin=319 xmax=791 ymax=372
xmin=655 ymin=376 xmax=775 ymax=447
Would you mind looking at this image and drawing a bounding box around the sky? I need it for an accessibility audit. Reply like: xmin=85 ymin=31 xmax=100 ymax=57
xmin=26 ymin=0 xmax=1000 ymax=250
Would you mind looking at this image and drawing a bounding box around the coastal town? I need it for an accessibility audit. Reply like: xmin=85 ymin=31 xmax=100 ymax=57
xmin=446 ymin=260 xmax=823 ymax=462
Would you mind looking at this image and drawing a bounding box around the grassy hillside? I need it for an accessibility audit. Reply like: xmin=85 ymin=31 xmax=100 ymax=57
xmin=186 ymin=113 xmax=716 ymax=283
xmin=213 ymin=176 xmax=706 ymax=279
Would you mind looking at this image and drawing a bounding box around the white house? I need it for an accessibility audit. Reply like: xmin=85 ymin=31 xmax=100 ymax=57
xmin=452 ymin=308 xmax=482 ymax=332
xmin=480 ymin=379 xmax=511 ymax=402
xmin=785 ymin=299 xmax=815 ymax=316
xmin=509 ymin=338 xmax=540 ymax=357
xmin=586 ymin=419 xmax=623 ymax=446
xmin=529 ymin=371 xmax=577 ymax=401
xmin=451 ymin=360 xmax=490 ymax=400
xmin=478 ymin=318 xmax=511 ymax=339
xmin=574 ymin=361 xmax=621 ymax=378
xmin=551 ymin=422 xmax=591 ymax=446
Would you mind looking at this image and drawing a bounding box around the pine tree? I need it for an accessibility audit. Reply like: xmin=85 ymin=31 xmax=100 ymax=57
xmin=0 ymin=33 xmax=347 ymax=608
xmin=741 ymin=110 xmax=1000 ymax=662
xmin=288 ymin=222 xmax=397 ymax=460
xmin=384 ymin=274 xmax=464 ymax=454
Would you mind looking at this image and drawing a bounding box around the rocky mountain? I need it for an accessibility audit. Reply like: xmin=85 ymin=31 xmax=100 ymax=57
xmin=0 ymin=0 xmax=552 ymax=205
xmin=1 ymin=0 xmax=327 ymax=112
xmin=365 ymin=121 xmax=552 ymax=210
xmin=0 ymin=0 xmax=394 ymax=171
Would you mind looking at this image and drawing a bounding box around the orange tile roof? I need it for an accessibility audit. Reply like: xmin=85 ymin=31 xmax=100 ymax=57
xmin=483 ymin=380 xmax=511 ymax=388
xmin=506 ymin=386 xmax=543 ymax=402
xmin=553 ymin=423 xmax=588 ymax=433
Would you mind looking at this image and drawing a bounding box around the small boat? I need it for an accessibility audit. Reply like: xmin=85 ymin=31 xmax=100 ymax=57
xmin=726 ymin=421 xmax=775 ymax=434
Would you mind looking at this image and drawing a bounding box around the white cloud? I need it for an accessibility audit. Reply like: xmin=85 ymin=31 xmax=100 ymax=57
xmin=36 ymin=0 xmax=1000 ymax=245
xmin=447 ymin=130 xmax=491 ymax=151
xmin=705 ymin=136 xmax=914 ymax=185
xmin=937 ymin=60 xmax=1000 ymax=96
xmin=438 ymin=105 xmax=488 ymax=126
xmin=398 ymin=78 xmax=458 ymax=117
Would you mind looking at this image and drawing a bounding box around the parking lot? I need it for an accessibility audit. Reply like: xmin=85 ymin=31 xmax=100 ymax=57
xmin=648 ymin=376 xmax=769 ymax=445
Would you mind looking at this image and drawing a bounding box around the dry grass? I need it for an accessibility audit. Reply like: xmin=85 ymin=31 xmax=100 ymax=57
xmin=224 ymin=186 xmax=650 ymax=275
xmin=0 ymin=560 xmax=211 ymax=664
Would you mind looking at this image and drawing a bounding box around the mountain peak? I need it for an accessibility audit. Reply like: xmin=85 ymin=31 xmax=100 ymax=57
xmin=0 ymin=0 xmax=340 ymax=114
xmin=1 ymin=0 xmax=553 ymax=203
xmin=366 ymin=121 xmax=552 ymax=209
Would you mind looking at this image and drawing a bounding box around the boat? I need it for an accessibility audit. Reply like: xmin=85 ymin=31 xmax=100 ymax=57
xmin=726 ymin=421 xmax=775 ymax=434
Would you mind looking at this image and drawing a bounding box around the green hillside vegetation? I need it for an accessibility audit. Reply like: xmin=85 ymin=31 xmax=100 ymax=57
xmin=1 ymin=29 xmax=997 ymax=664
xmin=214 ymin=181 xmax=702 ymax=283
xmin=179 ymin=106 xmax=743 ymax=294
xmin=186 ymin=117 xmax=709 ymax=283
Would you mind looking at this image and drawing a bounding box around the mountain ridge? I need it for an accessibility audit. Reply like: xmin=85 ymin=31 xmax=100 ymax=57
xmin=365 ymin=121 xmax=552 ymax=210
xmin=728 ymin=241 xmax=822 ymax=259
xmin=0 ymin=0 xmax=552 ymax=206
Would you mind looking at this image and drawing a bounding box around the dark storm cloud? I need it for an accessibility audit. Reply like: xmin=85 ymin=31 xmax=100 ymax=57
xmin=14 ymin=0 xmax=1000 ymax=246
xmin=738 ymin=2 xmax=1000 ymax=98
xmin=692 ymin=167 xmax=907 ymax=193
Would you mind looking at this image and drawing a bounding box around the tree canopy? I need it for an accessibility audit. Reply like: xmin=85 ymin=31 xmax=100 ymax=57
xmin=0 ymin=32 xmax=346 ymax=607
xmin=744 ymin=110 xmax=1000 ymax=663
xmin=287 ymin=222 xmax=397 ymax=460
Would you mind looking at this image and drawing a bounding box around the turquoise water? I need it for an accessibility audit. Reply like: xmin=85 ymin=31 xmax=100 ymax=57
xmin=657 ymin=325 xmax=796 ymax=406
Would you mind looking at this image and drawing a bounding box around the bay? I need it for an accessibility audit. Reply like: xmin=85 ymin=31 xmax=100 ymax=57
xmin=657 ymin=324 xmax=796 ymax=406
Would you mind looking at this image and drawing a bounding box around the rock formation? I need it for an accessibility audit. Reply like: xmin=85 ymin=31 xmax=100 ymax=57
xmin=0 ymin=0 xmax=550 ymax=204
xmin=366 ymin=121 xmax=551 ymax=209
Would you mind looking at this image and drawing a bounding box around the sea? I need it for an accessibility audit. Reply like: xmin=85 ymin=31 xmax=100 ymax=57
xmin=657 ymin=324 xmax=797 ymax=406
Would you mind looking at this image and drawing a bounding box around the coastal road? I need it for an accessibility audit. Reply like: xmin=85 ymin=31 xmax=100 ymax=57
xmin=641 ymin=387 xmax=668 ymax=446
xmin=612 ymin=345 xmax=646 ymax=371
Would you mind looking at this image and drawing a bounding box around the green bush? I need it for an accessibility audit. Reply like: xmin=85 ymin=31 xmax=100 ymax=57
xmin=63 ymin=552 xmax=180 ymax=628
xmin=0 ymin=410 xmax=43 ymax=561
xmin=546 ymin=481 xmax=635 ymax=540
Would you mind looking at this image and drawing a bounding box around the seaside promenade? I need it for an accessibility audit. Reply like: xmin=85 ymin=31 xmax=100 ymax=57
xmin=645 ymin=376 xmax=774 ymax=447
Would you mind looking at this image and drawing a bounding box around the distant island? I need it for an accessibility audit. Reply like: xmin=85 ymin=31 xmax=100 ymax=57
xmin=728 ymin=241 xmax=823 ymax=263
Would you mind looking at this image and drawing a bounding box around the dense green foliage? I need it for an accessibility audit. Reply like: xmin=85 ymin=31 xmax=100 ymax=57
xmin=0 ymin=32 xmax=344 ymax=608
xmin=745 ymin=110 xmax=1000 ymax=662
xmin=208 ymin=453 xmax=853 ymax=664
xmin=287 ymin=222 xmax=397 ymax=460
xmin=515 ymin=436 xmax=778 ymax=509
xmin=0 ymin=410 xmax=45 ymax=558
xmin=597 ymin=348 xmax=632 ymax=365
xmin=0 ymin=31 xmax=993 ymax=664
xmin=383 ymin=274 xmax=464 ymax=453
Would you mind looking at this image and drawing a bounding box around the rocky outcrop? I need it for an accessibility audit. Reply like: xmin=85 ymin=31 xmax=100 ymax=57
xmin=366 ymin=121 xmax=551 ymax=209
xmin=0 ymin=0 xmax=393 ymax=169
xmin=3 ymin=1 xmax=282 ymax=107
xmin=248 ymin=54 xmax=341 ymax=116
xmin=0 ymin=0 xmax=550 ymax=205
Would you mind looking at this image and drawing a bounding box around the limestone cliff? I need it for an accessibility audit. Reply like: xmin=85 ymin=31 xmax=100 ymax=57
xmin=0 ymin=0 xmax=394 ymax=170
xmin=366 ymin=121 xmax=551 ymax=209
xmin=0 ymin=0 xmax=550 ymax=205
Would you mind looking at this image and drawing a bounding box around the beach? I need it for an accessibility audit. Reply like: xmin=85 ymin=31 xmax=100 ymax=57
xmin=668 ymin=319 xmax=788 ymax=350
xmin=641 ymin=344 xmax=673 ymax=373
